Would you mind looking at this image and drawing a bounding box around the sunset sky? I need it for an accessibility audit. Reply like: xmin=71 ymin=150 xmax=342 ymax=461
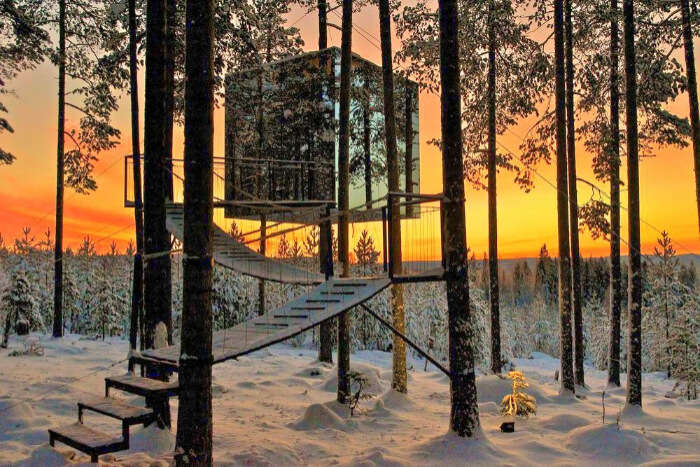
xmin=1 ymin=4 xmax=699 ymax=260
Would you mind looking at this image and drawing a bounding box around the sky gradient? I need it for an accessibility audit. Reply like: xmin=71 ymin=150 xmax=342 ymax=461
xmin=1 ymin=5 xmax=699 ymax=259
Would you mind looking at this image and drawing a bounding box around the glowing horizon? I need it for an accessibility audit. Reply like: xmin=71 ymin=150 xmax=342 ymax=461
xmin=1 ymin=5 xmax=699 ymax=260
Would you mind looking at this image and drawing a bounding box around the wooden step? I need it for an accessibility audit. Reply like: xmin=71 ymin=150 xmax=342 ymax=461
xmin=105 ymin=374 xmax=179 ymax=398
xmin=49 ymin=423 xmax=125 ymax=463
xmin=78 ymin=397 xmax=154 ymax=425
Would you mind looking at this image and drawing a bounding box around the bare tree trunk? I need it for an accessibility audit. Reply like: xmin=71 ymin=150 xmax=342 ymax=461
xmin=144 ymin=0 xmax=172 ymax=353
xmin=379 ymin=0 xmax=407 ymax=394
xmin=623 ymin=0 xmax=642 ymax=407
xmin=681 ymin=0 xmax=700 ymax=235
xmin=608 ymin=0 xmax=622 ymax=388
xmin=317 ymin=0 xmax=334 ymax=364
xmin=336 ymin=0 xmax=352 ymax=405
xmin=128 ymin=0 xmax=144 ymax=370
xmin=53 ymin=0 xmax=66 ymax=339
xmin=555 ymin=0 xmax=575 ymax=394
xmin=487 ymin=0 xmax=501 ymax=375
xmin=164 ymin=0 xmax=176 ymax=202
xmin=438 ymin=0 xmax=479 ymax=436
xmin=174 ymin=0 xmax=214 ymax=462
xmin=565 ymin=0 xmax=584 ymax=387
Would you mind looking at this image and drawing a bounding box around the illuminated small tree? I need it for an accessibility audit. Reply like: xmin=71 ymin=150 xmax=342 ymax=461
xmin=501 ymin=371 xmax=536 ymax=418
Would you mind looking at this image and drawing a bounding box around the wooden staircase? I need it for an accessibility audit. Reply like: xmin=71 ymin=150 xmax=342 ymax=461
xmin=49 ymin=373 xmax=178 ymax=463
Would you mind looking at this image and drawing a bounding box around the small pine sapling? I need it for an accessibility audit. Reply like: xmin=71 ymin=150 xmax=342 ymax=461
xmin=501 ymin=371 xmax=537 ymax=418
xmin=346 ymin=370 xmax=373 ymax=416
xmin=1 ymin=261 xmax=40 ymax=348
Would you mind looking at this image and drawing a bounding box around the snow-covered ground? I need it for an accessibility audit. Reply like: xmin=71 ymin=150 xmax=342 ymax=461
xmin=0 ymin=334 xmax=698 ymax=466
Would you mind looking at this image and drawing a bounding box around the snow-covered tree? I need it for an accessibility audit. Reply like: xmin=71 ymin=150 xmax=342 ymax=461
xmin=667 ymin=295 xmax=699 ymax=400
xmin=91 ymin=262 xmax=122 ymax=339
xmin=1 ymin=261 xmax=40 ymax=347
xmin=643 ymin=232 xmax=684 ymax=374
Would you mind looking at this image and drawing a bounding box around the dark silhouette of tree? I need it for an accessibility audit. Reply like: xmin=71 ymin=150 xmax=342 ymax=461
xmin=438 ymin=0 xmax=480 ymax=437
xmin=623 ymin=0 xmax=642 ymax=408
xmin=53 ymin=0 xmax=66 ymax=339
xmin=378 ymin=0 xmax=407 ymax=393
xmin=554 ymin=0 xmax=575 ymax=395
xmin=337 ymin=0 xmax=352 ymax=405
xmin=608 ymin=0 xmax=623 ymax=388
xmin=564 ymin=0 xmax=584 ymax=388
xmin=127 ymin=0 xmax=145 ymax=370
xmin=53 ymin=0 xmax=123 ymax=338
xmin=680 ymin=0 xmax=700 ymax=234
xmin=144 ymin=0 xmax=172 ymax=351
xmin=316 ymin=0 xmax=335 ymax=365
xmin=174 ymin=0 xmax=214 ymax=461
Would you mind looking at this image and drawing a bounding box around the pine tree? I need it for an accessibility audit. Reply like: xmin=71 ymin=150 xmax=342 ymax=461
xmin=336 ymin=0 xmax=353 ymax=406
xmin=52 ymin=0 xmax=124 ymax=339
xmin=642 ymin=232 xmax=682 ymax=374
xmin=144 ymin=0 xmax=173 ymax=354
xmin=667 ymin=295 xmax=699 ymax=400
xmin=378 ymin=0 xmax=408 ymax=393
xmin=624 ymin=0 xmax=642 ymax=408
xmin=175 ymin=0 xmax=214 ymax=460
xmin=554 ymin=0 xmax=575 ymax=395
xmin=93 ymin=264 xmax=121 ymax=339
xmin=2 ymin=261 xmax=39 ymax=348
xmin=438 ymin=0 xmax=480 ymax=437
xmin=353 ymin=230 xmax=380 ymax=275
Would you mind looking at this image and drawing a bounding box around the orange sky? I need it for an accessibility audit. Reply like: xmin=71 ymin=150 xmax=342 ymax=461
xmin=1 ymin=4 xmax=699 ymax=259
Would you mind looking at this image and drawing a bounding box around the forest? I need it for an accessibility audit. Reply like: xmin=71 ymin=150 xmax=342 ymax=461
xmin=1 ymin=0 xmax=700 ymax=465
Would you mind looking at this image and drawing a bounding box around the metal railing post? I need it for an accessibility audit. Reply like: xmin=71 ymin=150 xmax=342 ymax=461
xmin=387 ymin=194 xmax=394 ymax=279
xmin=381 ymin=206 xmax=388 ymax=273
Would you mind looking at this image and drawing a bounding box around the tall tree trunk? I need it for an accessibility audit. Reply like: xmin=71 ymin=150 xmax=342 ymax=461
xmin=258 ymin=215 xmax=266 ymax=316
xmin=681 ymin=0 xmax=700 ymax=235
xmin=379 ymin=0 xmax=407 ymax=394
xmin=174 ymin=0 xmax=214 ymax=462
xmin=565 ymin=0 xmax=584 ymax=387
xmin=164 ymin=0 xmax=176 ymax=202
xmin=607 ymin=0 xmax=622 ymax=388
xmin=438 ymin=0 xmax=479 ymax=436
xmin=53 ymin=0 xmax=66 ymax=339
xmin=128 ymin=0 xmax=144 ymax=370
xmin=144 ymin=0 xmax=172 ymax=354
xmin=555 ymin=0 xmax=575 ymax=394
xmin=336 ymin=0 xmax=352 ymax=405
xmin=317 ymin=0 xmax=334 ymax=364
xmin=623 ymin=0 xmax=642 ymax=407
xmin=487 ymin=0 xmax=501 ymax=375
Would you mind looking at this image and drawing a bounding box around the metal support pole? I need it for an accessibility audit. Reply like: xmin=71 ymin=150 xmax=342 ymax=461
xmin=382 ymin=206 xmax=388 ymax=273
xmin=387 ymin=194 xmax=394 ymax=279
xmin=360 ymin=303 xmax=450 ymax=378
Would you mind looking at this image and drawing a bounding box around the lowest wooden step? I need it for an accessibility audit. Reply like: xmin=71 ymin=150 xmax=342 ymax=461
xmin=49 ymin=423 xmax=125 ymax=463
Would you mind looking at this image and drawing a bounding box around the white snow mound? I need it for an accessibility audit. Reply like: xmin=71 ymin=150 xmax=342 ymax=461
xmin=290 ymin=403 xmax=348 ymax=431
xmin=566 ymin=423 xmax=657 ymax=462
xmin=539 ymin=413 xmax=590 ymax=432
